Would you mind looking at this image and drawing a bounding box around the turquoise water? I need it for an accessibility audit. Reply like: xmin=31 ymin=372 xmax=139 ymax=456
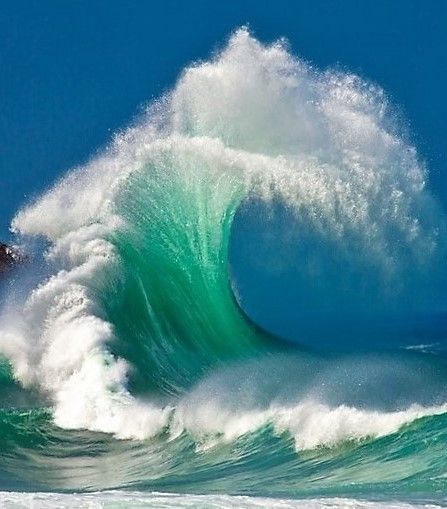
xmin=0 ymin=30 xmax=446 ymax=507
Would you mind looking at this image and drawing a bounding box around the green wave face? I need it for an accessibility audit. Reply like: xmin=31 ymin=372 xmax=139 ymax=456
xmin=106 ymin=145 xmax=267 ymax=395
xmin=0 ymin=29 xmax=447 ymax=503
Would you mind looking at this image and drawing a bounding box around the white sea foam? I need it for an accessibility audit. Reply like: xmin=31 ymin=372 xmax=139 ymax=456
xmin=0 ymin=491 xmax=443 ymax=509
xmin=175 ymin=396 xmax=447 ymax=450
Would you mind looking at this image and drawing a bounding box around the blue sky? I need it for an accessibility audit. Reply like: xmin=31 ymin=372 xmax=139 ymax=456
xmin=1 ymin=1 xmax=446 ymax=242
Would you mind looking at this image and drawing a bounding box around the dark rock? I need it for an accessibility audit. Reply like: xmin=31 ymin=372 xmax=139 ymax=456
xmin=0 ymin=243 xmax=24 ymax=273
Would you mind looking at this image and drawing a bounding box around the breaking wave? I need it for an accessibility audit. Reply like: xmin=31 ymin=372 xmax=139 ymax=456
xmin=0 ymin=29 xmax=446 ymax=502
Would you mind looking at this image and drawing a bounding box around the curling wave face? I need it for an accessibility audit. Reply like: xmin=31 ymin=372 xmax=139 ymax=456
xmin=0 ymin=29 xmax=446 ymax=501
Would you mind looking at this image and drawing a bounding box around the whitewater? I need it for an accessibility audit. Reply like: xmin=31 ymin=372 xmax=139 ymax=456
xmin=0 ymin=29 xmax=446 ymax=507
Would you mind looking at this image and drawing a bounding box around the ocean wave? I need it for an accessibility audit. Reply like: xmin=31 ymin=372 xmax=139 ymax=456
xmin=0 ymin=28 xmax=446 ymax=498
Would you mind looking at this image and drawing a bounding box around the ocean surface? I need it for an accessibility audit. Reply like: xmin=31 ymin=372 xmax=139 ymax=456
xmin=0 ymin=30 xmax=447 ymax=508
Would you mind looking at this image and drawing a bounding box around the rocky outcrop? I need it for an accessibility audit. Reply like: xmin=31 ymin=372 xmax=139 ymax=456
xmin=0 ymin=243 xmax=23 ymax=273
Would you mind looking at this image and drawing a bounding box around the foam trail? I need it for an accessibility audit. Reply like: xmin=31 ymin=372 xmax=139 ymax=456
xmin=0 ymin=492 xmax=443 ymax=509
